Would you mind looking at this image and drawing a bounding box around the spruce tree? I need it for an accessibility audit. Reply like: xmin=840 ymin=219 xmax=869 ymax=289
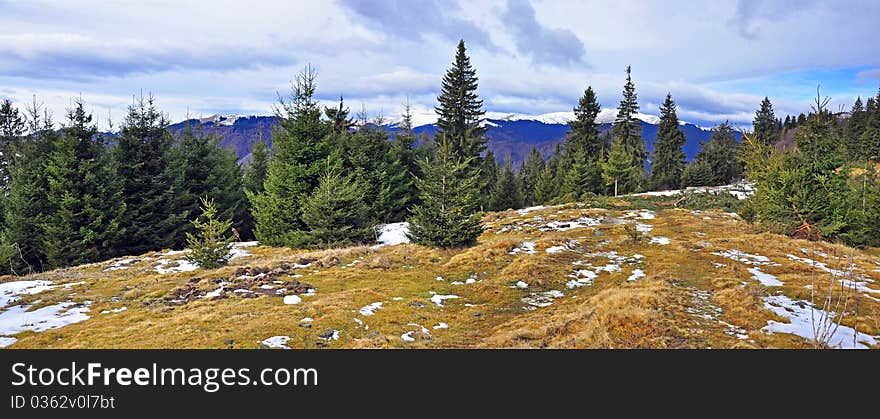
xmin=534 ymin=144 xmax=563 ymax=203
xmin=613 ymin=66 xmax=647 ymax=178
xmin=177 ymin=124 xmax=248 ymax=241
xmin=301 ymin=166 xmax=372 ymax=247
xmin=693 ymin=122 xmax=742 ymax=186
xmin=248 ymin=65 xmax=330 ymax=247
xmin=407 ymin=135 xmax=483 ymax=248
xmin=40 ymin=98 xmax=125 ymax=268
xmin=601 ymin=137 xmax=636 ymax=196
xmin=345 ymin=122 xmax=391 ymax=221
xmin=0 ymin=99 xmax=25 ymax=193
xmin=518 ymin=148 xmax=545 ymax=206
xmin=243 ymin=132 xmax=270 ymax=194
xmin=843 ymin=97 xmax=867 ymax=160
xmin=563 ymin=86 xmax=604 ymax=196
xmin=650 ymin=93 xmax=687 ymax=190
xmin=489 ymin=160 xmax=523 ymax=211
xmin=185 ymin=197 xmax=238 ymax=269
xmin=680 ymin=160 xmax=714 ymax=187
xmin=325 ymin=96 xmax=354 ymax=135
xmin=479 ymin=149 xmax=498 ymax=210
xmin=114 ymin=95 xmax=187 ymax=255
xmin=861 ymin=89 xmax=880 ymax=161
xmin=753 ymin=97 xmax=781 ymax=146
xmin=376 ymin=104 xmax=421 ymax=222
xmin=435 ymin=40 xmax=487 ymax=165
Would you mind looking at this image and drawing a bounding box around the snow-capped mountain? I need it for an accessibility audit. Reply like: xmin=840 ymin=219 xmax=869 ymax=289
xmin=171 ymin=111 xmax=735 ymax=168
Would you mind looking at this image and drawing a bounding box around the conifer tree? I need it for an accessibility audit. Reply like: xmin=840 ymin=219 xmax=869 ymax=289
xmin=693 ymin=122 xmax=742 ymax=186
xmin=435 ymin=40 xmax=487 ymax=166
xmin=518 ymin=148 xmax=545 ymax=206
xmin=861 ymin=89 xmax=880 ymax=161
xmin=177 ymin=124 xmax=248 ymax=240
xmin=376 ymin=103 xmax=421 ymax=222
xmin=680 ymin=159 xmax=714 ymax=187
xmin=407 ymin=135 xmax=483 ymax=248
xmin=650 ymin=93 xmax=687 ymax=190
xmin=243 ymin=132 xmax=270 ymax=194
xmin=40 ymin=98 xmax=125 ymax=268
xmin=534 ymin=144 xmax=563 ymax=203
xmin=325 ymin=96 xmax=354 ymax=135
xmin=0 ymin=99 xmax=25 ymax=193
xmin=249 ymin=65 xmax=330 ymax=247
xmin=563 ymin=86 xmax=604 ymax=196
xmin=489 ymin=160 xmax=523 ymax=211
xmin=843 ymin=97 xmax=867 ymax=160
xmin=753 ymin=97 xmax=781 ymax=146
xmin=300 ymin=166 xmax=372 ymax=247
xmin=114 ymin=95 xmax=187 ymax=255
xmin=601 ymin=137 xmax=636 ymax=196
xmin=479 ymin=149 xmax=498 ymax=210
xmin=185 ymin=196 xmax=238 ymax=269
xmin=613 ymin=66 xmax=647 ymax=178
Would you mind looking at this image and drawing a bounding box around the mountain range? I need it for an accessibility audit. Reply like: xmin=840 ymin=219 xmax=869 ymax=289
xmin=169 ymin=110 xmax=739 ymax=168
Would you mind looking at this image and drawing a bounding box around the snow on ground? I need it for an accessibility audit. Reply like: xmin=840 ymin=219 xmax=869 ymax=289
xmin=510 ymin=241 xmax=536 ymax=255
xmin=0 ymin=280 xmax=55 ymax=307
xmin=635 ymin=223 xmax=653 ymax=234
xmin=711 ymin=249 xmax=779 ymax=266
xmin=100 ymin=307 xmax=128 ymax=314
xmin=627 ymin=269 xmax=646 ymax=281
xmin=358 ymin=302 xmax=383 ymax=316
xmin=649 ymin=237 xmax=671 ymax=245
xmin=372 ymin=222 xmax=410 ymax=248
xmin=629 ymin=182 xmax=755 ymax=200
xmin=540 ymin=217 xmax=600 ymax=232
xmin=261 ymin=336 xmax=291 ymax=349
xmin=515 ymin=281 xmax=529 ymax=289
xmin=154 ymin=259 xmax=199 ymax=274
xmin=516 ymin=205 xmax=546 ymax=215
xmin=429 ymin=294 xmax=459 ymax=307
xmin=401 ymin=331 xmax=415 ymax=342
xmin=228 ymin=242 xmax=257 ymax=260
xmin=762 ymin=294 xmax=878 ymax=349
xmin=0 ymin=301 xmax=91 ymax=336
xmin=747 ymin=267 xmax=783 ymax=287
xmin=433 ymin=322 xmax=449 ymax=329
xmin=104 ymin=258 xmax=141 ymax=271
xmin=283 ymin=295 xmax=302 ymax=305
xmin=545 ymin=245 xmax=567 ymax=254
xmin=566 ymin=269 xmax=598 ymax=288
xmin=522 ymin=290 xmax=564 ymax=310
xmin=785 ymin=254 xmax=880 ymax=295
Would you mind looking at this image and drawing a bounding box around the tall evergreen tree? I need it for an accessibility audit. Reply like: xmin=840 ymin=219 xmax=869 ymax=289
xmin=325 ymin=96 xmax=354 ymax=135
xmin=613 ymin=66 xmax=647 ymax=176
xmin=0 ymin=99 xmax=25 ymax=193
xmin=301 ymin=166 xmax=372 ymax=247
xmin=563 ymin=86 xmax=604 ymax=196
xmin=248 ymin=65 xmax=330 ymax=247
xmin=693 ymin=122 xmax=742 ymax=186
xmin=40 ymin=98 xmax=125 ymax=268
xmin=753 ymin=97 xmax=781 ymax=146
xmin=601 ymin=137 xmax=637 ymax=196
xmin=435 ymin=40 xmax=487 ymax=164
xmin=113 ymin=95 xmax=187 ymax=255
xmin=680 ymin=159 xmax=714 ymax=187
xmin=518 ymin=148 xmax=545 ymax=206
xmin=376 ymin=103 xmax=421 ymax=222
xmin=861 ymin=89 xmax=880 ymax=161
xmin=534 ymin=144 xmax=563 ymax=203
xmin=407 ymin=135 xmax=483 ymax=248
xmin=243 ymin=132 xmax=270 ymax=194
xmin=177 ymin=124 xmax=248 ymax=241
xmin=650 ymin=93 xmax=687 ymax=190
xmin=489 ymin=160 xmax=523 ymax=211
xmin=843 ymin=97 xmax=867 ymax=160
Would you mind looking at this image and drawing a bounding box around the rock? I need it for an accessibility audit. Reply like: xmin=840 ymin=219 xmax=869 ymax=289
xmin=318 ymin=329 xmax=336 ymax=340
xmin=234 ymin=267 xmax=249 ymax=277
xmin=366 ymin=331 xmax=379 ymax=338
xmin=318 ymin=256 xmax=340 ymax=268
xmin=296 ymin=257 xmax=317 ymax=266
xmin=188 ymin=277 xmax=202 ymax=283
xmin=408 ymin=302 xmax=426 ymax=308
xmin=315 ymin=342 xmax=328 ymax=348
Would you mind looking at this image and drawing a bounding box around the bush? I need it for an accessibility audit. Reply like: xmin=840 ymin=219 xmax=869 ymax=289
xmin=185 ymin=197 xmax=238 ymax=269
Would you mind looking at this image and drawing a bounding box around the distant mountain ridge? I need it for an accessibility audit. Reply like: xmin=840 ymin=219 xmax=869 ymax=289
xmin=169 ymin=111 xmax=738 ymax=167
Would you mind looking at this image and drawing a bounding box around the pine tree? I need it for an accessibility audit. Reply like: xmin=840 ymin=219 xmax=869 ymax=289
xmin=650 ymin=93 xmax=688 ymax=190
xmin=177 ymin=124 xmax=248 ymax=241
xmin=243 ymin=131 xmax=270 ymax=194
xmin=563 ymin=86 xmax=604 ymax=196
xmin=680 ymin=159 xmax=714 ymax=187
xmin=613 ymin=66 xmax=647 ymax=176
xmin=489 ymin=160 xmax=523 ymax=211
xmin=407 ymin=134 xmax=483 ymax=248
xmin=602 ymin=137 xmax=636 ymax=196
xmin=249 ymin=65 xmax=330 ymax=247
xmin=534 ymin=144 xmax=563 ymax=203
xmin=753 ymin=97 xmax=781 ymax=146
xmin=2 ymin=101 xmax=55 ymax=274
xmin=113 ymin=95 xmax=187 ymax=255
xmin=345 ymin=122 xmax=391 ymax=220
xmin=861 ymin=89 xmax=880 ymax=161
xmin=40 ymin=98 xmax=125 ymax=268
xmin=0 ymin=99 xmax=25 ymax=193
xmin=693 ymin=122 xmax=742 ymax=185
xmin=185 ymin=197 xmax=238 ymax=269
xmin=518 ymin=148 xmax=545 ymax=206
xmin=843 ymin=97 xmax=868 ymax=160
xmin=376 ymin=103 xmax=421 ymax=222
xmin=300 ymin=166 xmax=372 ymax=247
xmin=325 ymin=96 xmax=354 ymax=135
xmin=435 ymin=40 xmax=487 ymax=165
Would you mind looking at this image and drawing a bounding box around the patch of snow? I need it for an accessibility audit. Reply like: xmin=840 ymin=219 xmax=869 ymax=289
xmin=354 ymin=318 xmax=367 ymax=329
xmin=545 ymin=245 xmax=567 ymax=254
xmin=748 ymin=267 xmax=783 ymax=287
xmin=711 ymin=249 xmax=778 ymax=266
xmin=0 ymin=280 xmax=56 ymax=308
xmin=104 ymin=258 xmax=140 ymax=271
xmin=762 ymin=294 xmax=877 ymax=349
xmin=429 ymin=294 xmax=459 ymax=307
xmin=301 ymin=317 xmax=313 ymax=323
xmin=401 ymin=331 xmax=415 ymax=342
xmin=261 ymin=336 xmax=290 ymax=349
xmin=358 ymin=302 xmax=383 ymax=316
xmin=627 ymin=269 xmax=646 ymax=281
xmin=566 ymin=269 xmax=598 ymax=288
xmin=515 ymin=281 xmax=529 ymax=289
xmin=154 ymin=259 xmax=199 ymax=274
xmin=516 ymin=205 xmax=546 ymax=215
xmin=649 ymin=237 xmax=671 ymax=245
xmin=635 ymin=223 xmax=653 ymax=234
xmin=433 ymin=322 xmax=448 ymax=330
xmin=522 ymin=290 xmax=564 ymax=310
xmin=283 ymin=295 xmax=302 ymax=305
xmin=510 ymin=241 xmax=536 ymax=255
xmin=100 ymin=307 xmax=128 ymax=314
xmin=372 ymin=222 xmax=410 ymax=248
xmin=0 ymin=301 xmax=91 ymax=336
xmin=539 ymin=217 xmax=600 ymax=232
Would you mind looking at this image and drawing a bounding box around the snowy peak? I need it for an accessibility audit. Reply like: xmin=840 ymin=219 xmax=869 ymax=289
xmin=199 ymin=114 xmax=251 ymax=126
xmin=385 ymin=109 xmax=667 ymax=128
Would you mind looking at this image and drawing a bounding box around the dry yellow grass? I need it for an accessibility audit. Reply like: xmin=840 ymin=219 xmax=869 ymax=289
xmin=2 ymin=203 xmax=878 ymax=349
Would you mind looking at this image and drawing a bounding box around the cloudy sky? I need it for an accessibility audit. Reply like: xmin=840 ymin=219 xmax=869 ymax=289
xmin=1 ymin=0 xmax=879 ymax=129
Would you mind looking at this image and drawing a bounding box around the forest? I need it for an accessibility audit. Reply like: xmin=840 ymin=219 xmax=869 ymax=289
xmin=0 ymin=39 xmax=878 ymax=275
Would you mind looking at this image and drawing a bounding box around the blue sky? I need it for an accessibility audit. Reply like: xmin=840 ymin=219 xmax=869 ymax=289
xmin=0 ymin=0 xmax=878 ymax=129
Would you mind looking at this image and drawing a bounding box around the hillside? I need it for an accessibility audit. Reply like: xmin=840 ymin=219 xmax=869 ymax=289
xmin=169 ymin=112 xmax=732 ymax=168
xmin=2 ymin=187 xmax=877 ymax=350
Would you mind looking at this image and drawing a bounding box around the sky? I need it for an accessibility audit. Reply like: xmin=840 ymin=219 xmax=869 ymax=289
xmin=1 ymin=0 xmax=879 ymax=129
